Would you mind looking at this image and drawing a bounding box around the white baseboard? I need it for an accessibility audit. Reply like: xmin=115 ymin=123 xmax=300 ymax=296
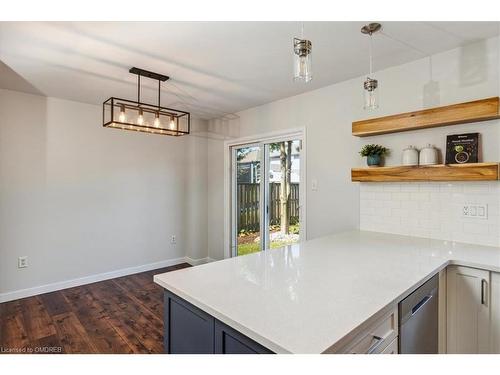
xmin=0 ymin=257 xmax=190 ymax=303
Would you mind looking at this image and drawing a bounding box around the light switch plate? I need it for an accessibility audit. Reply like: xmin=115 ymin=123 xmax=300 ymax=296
xmin=311 ymin=179 xmax=318 ymax=191
xmin=18 ymin=256 xmax=28 ymax=268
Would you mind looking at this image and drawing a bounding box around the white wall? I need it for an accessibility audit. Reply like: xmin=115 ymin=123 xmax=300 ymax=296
xmin=206 ymin=136 xmax=225 ymax=260
xmin=0 ymin=89 xmax=209 ymax=297
xmin=206 ymin=36 xmax=500 ymax=260
xmin=184 ymin=132 xmax=209 ymax=261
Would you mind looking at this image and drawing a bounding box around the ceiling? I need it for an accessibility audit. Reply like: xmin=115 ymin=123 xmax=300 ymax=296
xmin=0 ymin=22 xmax=498 ymax=119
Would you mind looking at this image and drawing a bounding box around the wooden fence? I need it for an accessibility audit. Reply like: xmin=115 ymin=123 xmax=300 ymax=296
xmin=237 ymin=183 xmax=299 ymax=232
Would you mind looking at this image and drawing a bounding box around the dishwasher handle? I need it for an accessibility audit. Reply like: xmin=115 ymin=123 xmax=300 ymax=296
xmin=411 ymin=294 xmax=432 ymax=316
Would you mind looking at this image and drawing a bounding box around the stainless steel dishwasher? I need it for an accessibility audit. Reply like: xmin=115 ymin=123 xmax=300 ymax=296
xmin=399 ymin=274 xmax=439 ymax=354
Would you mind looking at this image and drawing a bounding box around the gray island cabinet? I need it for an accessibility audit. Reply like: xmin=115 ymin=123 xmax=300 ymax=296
xmin=163 ymin=290 xmax=273 ymax=354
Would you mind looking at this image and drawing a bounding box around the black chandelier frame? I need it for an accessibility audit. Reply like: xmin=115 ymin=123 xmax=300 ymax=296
xmin=102 ymin=67 xmax=190 ymax=136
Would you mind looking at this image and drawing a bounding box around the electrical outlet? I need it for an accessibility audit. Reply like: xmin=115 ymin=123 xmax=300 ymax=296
xmin=311 ymin=179 xmax=318 ymax=191
xmin=462 ymin=204 xmax=488 ymax=219
xmin=18 ymin=256 xmax=28 ymax=268
xmin=171 ymin=235 xmax=176 ymax=244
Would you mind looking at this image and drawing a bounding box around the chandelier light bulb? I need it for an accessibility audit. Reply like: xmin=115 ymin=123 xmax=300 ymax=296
xmin=154 ymin=112 xmax=161 ymax=128
xmin=169 ymin=116 xmax=176 ymax=130
xmin=137 ymin=108 xmax=144 ymax=125
xmin=119 ymin=104 xmax=126 ymax=122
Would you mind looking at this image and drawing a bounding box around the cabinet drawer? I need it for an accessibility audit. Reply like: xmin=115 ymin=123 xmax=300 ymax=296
xmin=381 ymin=337 xmax=398 ymax=354
xmin=345 ymin=307 xmax=398 ymax=354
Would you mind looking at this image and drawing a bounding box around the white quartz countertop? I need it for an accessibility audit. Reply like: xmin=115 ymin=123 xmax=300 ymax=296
xmin=153 ymin=231 xmax=500 ymax=353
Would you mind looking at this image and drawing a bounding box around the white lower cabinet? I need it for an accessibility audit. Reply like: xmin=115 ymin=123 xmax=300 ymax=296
xmin=491 ymin=272 xmax=500 ymax=353
xmin=381 ymin=337 xmax=398 ymax=354
xmin=446 ymin=265 xmax=490 ymax=353
xmin=336 ymin=265 xmax=500 ymax=355
xmin=340 ymin=307 xmax=398 ymax=354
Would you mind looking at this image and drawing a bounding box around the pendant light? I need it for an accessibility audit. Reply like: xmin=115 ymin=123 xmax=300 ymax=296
xmin=293 ymin=23 xmax=312 ymax=82
xmin=361 ymin=23 xmax=382 ymax=110
xmin=103 ymin=67 xmax=190 ymax=136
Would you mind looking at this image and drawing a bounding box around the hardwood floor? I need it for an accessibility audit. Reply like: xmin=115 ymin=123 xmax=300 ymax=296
xmin=0 ymin=263 xmax=191 ymax=354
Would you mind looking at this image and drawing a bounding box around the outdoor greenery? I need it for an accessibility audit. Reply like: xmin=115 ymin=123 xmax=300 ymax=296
xmin=359 ymin=144 xmax=389 ymax=157
xmin=269 ymin=141 xmax=301 ymax=235
xmin=237 ymin=224 xmax=300 ymax=256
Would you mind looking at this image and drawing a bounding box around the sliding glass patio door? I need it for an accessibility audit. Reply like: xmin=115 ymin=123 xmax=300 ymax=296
xmin=230 ymin=137 xmax=302 ymax=257
xmin=231 ymin=144 xmax=263 ymax=256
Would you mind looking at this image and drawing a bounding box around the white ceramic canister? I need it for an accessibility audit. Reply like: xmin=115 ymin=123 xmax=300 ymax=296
xmin=402 ymin=145 xmax=419 ymax=166
xmin=419 ymin=144 xmax=438 ymax=165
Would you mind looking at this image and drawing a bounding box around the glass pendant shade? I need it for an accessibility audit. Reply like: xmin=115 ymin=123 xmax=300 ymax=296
xmin=293 ymin=38 xmax=312 ymax=82
xmin=363 ymin=77 xmax=379 ymax=110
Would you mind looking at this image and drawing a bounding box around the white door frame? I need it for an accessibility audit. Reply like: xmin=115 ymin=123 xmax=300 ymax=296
xmin=223 ymin=127 xmax=307 ymax=259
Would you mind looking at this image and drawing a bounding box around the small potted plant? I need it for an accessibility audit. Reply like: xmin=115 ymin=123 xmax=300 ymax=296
xmin=359 ymin=144 xmax=389 ymax=167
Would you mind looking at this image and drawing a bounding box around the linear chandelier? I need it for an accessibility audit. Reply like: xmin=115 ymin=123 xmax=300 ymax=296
xmin=103 ymin=67 xmax=190 ymax=136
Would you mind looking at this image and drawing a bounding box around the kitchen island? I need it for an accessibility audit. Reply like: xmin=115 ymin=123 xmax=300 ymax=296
xmin=154 ymin=231 xmax=500 ymax=354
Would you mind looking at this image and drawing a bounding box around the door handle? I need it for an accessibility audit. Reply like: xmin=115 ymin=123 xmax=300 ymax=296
xmin=367 ymin=335 xmax=384 ymax=354
xmin=411 ymin=294 xmax=432 ymax=316
xmin=481 ymin=279 xmax=487 ymax=305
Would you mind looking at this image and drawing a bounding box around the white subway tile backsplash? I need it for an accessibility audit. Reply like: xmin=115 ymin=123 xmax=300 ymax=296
xmin=382 ymin=200 xmax=401 ymax=209
xmin=392 ymin=208 xmax=409 ymax=217
xmin=383 ymin=184 xmax=401 ymax=192
xmin=371 ymin=192 xmax=392 ymax=201
xmin=490 ymin=185 xmax=500 ymax=194
xmin=429 ymin=192 xmax=450 ymax=202
xmin=464 ymin=183 xmax=491 ymax=194
xmin=410 ymin=192 xmax=430 ymax=201
xmin=360 ymin=181 xmax=500 ymax=247
xmin=419 ymin=183 xmax=441 ymax=192
xmin=440 ymin=183 xmax=464 ymax=193
xmin=378 ymin=207 xmax=392 ymax=217
xmin=392 ymin=192 xmax=410 ymax=201
xmin=400 ymin=184 xmax=420 ymax=192
xmin=360 ymin=206 xmax=375 ymax=215
xmin=463 ymin=222 xmax=489 ymax=235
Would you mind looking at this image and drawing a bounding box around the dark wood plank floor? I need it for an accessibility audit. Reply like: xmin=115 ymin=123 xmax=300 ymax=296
xmin=0 ymin=263 xmax=191 ymax=354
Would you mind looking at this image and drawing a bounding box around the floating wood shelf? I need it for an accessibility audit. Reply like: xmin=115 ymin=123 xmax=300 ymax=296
xmin=351 ymin=163 xmax=500 ymax=182
xmin=352 ymin=97 xmax=500 ymax=137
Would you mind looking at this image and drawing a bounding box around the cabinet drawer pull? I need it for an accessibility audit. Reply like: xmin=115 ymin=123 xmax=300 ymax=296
xmin=481 ymin=279 xmax=487 ymax=305
xmin=367 ymin=335 xmax=384 ymax=354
